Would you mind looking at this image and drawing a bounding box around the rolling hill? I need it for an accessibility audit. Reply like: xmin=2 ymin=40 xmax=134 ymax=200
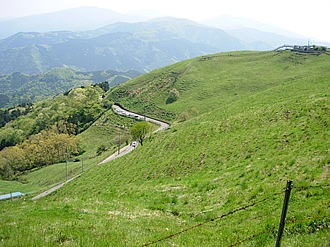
xmin=0 ymin=50 xmax=329 ymax=246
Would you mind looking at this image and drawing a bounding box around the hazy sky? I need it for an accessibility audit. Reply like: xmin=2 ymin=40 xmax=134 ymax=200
xmin=1 ymin=0 xmax=329 ymax=42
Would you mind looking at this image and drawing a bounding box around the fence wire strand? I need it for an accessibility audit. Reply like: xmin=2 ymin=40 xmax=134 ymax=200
xmin=294 ymin=183 xmax=330 ymax=191
xmin=141 ymin=190 xmax=283 ymax=246
xmin=141 ymin=183 xmax=329 ymax=247
xmin=227 ymin=215 xmax=330 ymax=247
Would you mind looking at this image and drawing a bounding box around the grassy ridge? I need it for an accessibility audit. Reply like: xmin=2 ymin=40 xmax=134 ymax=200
xmin=109 ymin=51 xmax=329 ymax=119
xmin=1 ymin=51 xmax=329 ymax=246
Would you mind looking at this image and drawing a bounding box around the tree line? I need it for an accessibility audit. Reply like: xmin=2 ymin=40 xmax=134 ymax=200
xmin=0 ymin=83 xmax=110 ymax=151
xmin=0 ymin=128 xmax=79 ymax=180
xmin=0 ymin=83 xmax=111 ymax=179
xmin=0 ymin=120 xmax=153 ymax=180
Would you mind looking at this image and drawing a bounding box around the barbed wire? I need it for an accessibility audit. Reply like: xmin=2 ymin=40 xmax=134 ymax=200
xmin=227 ymin=215 xmax=329 ymax=247
xmin=141 ymin=190 xmax=283 ymax=246
xmin=293 ymin=183 xmax=330 ymax=191
xmin=288 ymin=215 xmax=330 ymax=224
xmin=141 ymin=183 xmax=329 ymax=246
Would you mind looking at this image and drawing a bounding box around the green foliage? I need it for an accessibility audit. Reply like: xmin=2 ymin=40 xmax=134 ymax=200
xmin=166 ymin=88 xmax=180 ymax=104
xmin=0 ymin=127 xmax=24 ymax=150
xmin=0 ymin=84 xmax=117 ymax=178
xmin=0 ymin=85 xmax=106 ymax=150
xmin=1 ymin=51 xmax=329 ymax=246
xmin=93 ymin=81 xmax=110 ymax=92
xmin=0 ymin=103 xmax=32 ymax=128
xmin=130 ymin=121 xmax=151 ymax=146
xmin=0 ymin=129 xmax=79 ymax=180
xmin=96 ymin=145 xmax=106 ymax=156
xmin=0 ymin=68 xmax=140 ymax=108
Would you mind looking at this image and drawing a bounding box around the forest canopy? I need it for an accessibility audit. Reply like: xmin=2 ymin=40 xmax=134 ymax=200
xmin=0 ymin=129 xmax=79 ymax=180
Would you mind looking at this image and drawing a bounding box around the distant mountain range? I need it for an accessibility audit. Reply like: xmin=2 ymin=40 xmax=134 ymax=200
xmin=0 ymin=17 xmax=245 ymax=74
xmin=0 ymin=7 xmax=328 ymax=75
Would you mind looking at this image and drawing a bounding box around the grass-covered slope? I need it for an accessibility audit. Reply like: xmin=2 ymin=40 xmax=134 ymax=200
xmin=1 ymin=51 xmax=329 ymax=246
xmin=108 ymin=51 xmax=329 ymax=121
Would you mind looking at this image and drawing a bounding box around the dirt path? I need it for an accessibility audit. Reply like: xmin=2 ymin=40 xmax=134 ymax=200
xmin=32 ymin=105 xmax=169 ymax=200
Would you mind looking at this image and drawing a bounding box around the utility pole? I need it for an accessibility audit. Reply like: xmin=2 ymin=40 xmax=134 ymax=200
xmin=118 ymin=132 xmax=121 ymax=154
xmin=81 ymin=158 xmax=84 ymax=173
xmin=66 ymin=147 xmax=68 ymax=181
xmin=144 ymin=106 xmax=146 ymax=121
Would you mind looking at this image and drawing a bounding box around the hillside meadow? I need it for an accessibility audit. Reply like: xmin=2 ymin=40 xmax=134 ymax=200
xmin=0 ymin=50 xmax=329 ymax=246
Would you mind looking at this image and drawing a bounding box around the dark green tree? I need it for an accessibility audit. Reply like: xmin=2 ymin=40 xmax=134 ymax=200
xmin=94 ymin=81 xmax=110 ymax=92
xmin=166 ymin=88 xmax=180 ymax=104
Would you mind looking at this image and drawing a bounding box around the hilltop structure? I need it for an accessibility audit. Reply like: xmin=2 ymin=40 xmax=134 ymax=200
xmin=292 ymin=45 xmax=327 ymax=52
xmin=275 ymin=44 xmax=327 ymax=53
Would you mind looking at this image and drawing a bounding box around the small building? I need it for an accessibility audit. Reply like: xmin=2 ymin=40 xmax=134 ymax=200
xmin=0 ymin=192 xmax=23 ymax=201
xmin=293 ymin=45 xmax=311 ymax=52
xmin=292 ymin=45 xmax=327 ymax=53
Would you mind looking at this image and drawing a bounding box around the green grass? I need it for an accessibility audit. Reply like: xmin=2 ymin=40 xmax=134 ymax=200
xmin=109 ymin=51 xmax=330 ymax=120
xmin=77 ymin=109 xmax=136 ymax=157
xmin=1 ymin=51 xmax=329 ymax=246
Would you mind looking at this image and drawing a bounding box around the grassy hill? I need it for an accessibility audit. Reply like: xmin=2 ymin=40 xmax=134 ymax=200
xmin=1 ymin=50 xmax=329 ymax=246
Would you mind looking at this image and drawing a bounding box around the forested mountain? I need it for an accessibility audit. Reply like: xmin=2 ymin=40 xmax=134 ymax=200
xmin=0 ymin=68 xmax=141 ymax=108
xmin=0 ymin=18 xmax=245 ymax=74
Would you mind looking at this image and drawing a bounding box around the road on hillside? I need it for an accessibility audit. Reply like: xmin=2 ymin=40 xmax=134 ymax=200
xmin=32 ymin=104 xmax=170 ymax=200
xmin=98 ymin=105 xmax=170 ymax=164
xmin=112 ymin=104 xmax=170 ymax=132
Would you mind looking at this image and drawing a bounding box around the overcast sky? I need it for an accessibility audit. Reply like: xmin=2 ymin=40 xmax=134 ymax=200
xmin=1 ymin=0 xmax=329 ymax=42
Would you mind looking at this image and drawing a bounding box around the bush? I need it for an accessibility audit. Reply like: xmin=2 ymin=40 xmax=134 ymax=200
xmin=96 ymin=145 xmax=106 ymax=155
xmin=166 ymin=88 xmax=180 ymax=104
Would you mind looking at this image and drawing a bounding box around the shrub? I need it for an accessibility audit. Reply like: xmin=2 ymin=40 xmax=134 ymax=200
xmin=166 ymin=88 xmax=180 ymax=104
xmin=97 ymin=145 xmax=106 ymax=155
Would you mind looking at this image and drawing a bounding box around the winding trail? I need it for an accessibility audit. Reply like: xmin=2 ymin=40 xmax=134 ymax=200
xmin=32 ymin=104 xmax=170 ymax=200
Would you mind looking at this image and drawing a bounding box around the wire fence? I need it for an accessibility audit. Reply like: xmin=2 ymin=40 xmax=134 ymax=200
xmin=142 ymin=183 xmax=330 ymax=247
xmin=228 ymin=214 xmax=328 ymax=247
